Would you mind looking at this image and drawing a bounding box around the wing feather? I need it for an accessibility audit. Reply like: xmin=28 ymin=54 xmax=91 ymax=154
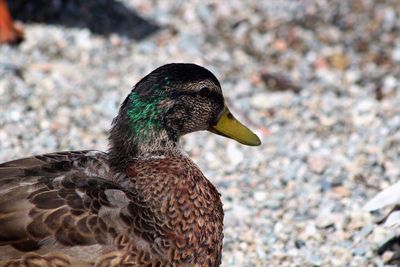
xmin=0 ymin=150 xmax=163 ymax=259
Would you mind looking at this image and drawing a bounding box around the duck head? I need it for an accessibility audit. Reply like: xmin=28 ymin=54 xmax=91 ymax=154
xmin=109 ymin=63 xmax=260 ymax=169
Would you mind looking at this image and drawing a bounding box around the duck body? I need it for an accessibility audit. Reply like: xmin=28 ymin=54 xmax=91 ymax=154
xmin=0 ymin=150 xmax=223 ymax=266
xmin=0 ymin=63 xmax=260 ymax=266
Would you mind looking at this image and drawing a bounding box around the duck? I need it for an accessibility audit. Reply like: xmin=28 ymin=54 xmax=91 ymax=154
xmin=364 ymin=181 xmax=400 ymax=264
xmin=0 ymin=0 xmax=23 ymax=44
xmin=0 ymin=63 xmax=261 ymax=266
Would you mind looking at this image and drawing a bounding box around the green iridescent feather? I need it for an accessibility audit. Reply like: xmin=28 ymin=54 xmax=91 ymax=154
xmin=127 ymin=83 xmax=166 ymax=139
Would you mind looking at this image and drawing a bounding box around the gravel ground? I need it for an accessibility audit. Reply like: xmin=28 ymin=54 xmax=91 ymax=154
xmin=1 ymin=0 xmax=400 ymax=266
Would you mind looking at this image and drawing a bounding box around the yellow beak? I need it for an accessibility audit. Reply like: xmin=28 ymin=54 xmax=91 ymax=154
xmin=208 ymin=106 xmax=261 ymax=146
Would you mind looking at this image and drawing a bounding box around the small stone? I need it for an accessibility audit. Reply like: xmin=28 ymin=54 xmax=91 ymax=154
xmin=308 ymin=254 xmax=322 ymax=266
xmin=328 ymin=52 xmax=349 ymax=70
xmin=308 ymin=155 xmax=328 ymax=174
xmin=316 ymin=215 xmax=335 ymax=229
xmin=250 ymin=93 xmax=270 ymax=109
xmin=347 ymin=212 xmax=369 ymax=230
xmin=295 ymin=239 xmax=306 ymax=249
xmin=330 ymin=186 xmax=351 ymax=198
xmin=254 ymin=191 xmax=268 ymax=202
xmin=40 ymin=120 xmax=51 ymax=129
xmin=260 ymin=72 xmax=301 ymax=93
xmin=303 ymin=223 xmax=317 ymax=238
xmin=227 ymin=142 xmax=244 ymax=166
xmin=354 ymin=247 xmax=366 ymax=256
xmin=382 ymin=251 xmax=395 ymax=263
xmin=320 ymin=179 xmax=332 ymax=192
xmin=9 ymin=110 xmax=21 ymax=121
xmin=392 ymin=46 xmax=400 ymax=62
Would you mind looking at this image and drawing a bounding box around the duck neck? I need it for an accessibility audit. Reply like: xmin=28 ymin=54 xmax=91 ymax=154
xmin=108 ymin=109 xmax=180 ymax=171
xmin=134 ymin=128 xmax=180 ymax=157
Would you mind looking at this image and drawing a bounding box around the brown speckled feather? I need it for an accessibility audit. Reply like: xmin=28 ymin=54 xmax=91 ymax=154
xmin=0 ymin=151 xmax=223 ymax=266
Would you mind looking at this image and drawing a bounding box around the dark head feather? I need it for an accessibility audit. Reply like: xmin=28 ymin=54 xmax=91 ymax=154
xmin=108 ymin=63 xmax=225 ymax=170
xmin=134 ymin=63 xmax=220 ymax=97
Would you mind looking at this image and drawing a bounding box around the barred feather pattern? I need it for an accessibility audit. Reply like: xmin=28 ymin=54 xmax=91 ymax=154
xmin=0 ymin=150 xmax=223 ymax=266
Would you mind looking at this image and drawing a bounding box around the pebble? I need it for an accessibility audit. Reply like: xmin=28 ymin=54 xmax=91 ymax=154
xmin=253 ymin=191 xmax=268 ymax=202
xmin=250 ymin=92 xmax=271 ymax=109
xmin=308 ymin=154 xmax=329 ymax=174
xmin=227 ymin=142 xmax=244 ymax=167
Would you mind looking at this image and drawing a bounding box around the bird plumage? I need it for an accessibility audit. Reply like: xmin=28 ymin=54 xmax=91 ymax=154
xmin=364 ymin=181 xmax=400 ymax=265
xmin=0 ymin=63 xmax=260 ymax=266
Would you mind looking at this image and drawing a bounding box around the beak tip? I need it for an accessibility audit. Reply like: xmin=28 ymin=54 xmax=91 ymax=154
xmin=256 ymin=137 xmax=262 ymax=146
xmin=236 ymin=133 xmax=261 ymax=146
xmin=247 ymin=135 xmax=262 ymax=146
xmin=254 ymin=139 xmax=262 ymax=146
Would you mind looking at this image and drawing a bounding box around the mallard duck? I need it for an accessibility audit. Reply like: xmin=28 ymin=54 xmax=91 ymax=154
xmin=364 ymin=181 xmax=400 ymax=264
xmin=0 ymin=63 xmax=261 ymax=266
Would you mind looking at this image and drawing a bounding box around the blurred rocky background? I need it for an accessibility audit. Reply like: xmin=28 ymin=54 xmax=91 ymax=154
xmin=1 ymin=0 xmax=399 ymax=266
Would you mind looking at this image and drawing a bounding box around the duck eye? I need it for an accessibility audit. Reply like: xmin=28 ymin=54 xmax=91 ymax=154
xmin=199 ymin=87 xmax=210 ymax=97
